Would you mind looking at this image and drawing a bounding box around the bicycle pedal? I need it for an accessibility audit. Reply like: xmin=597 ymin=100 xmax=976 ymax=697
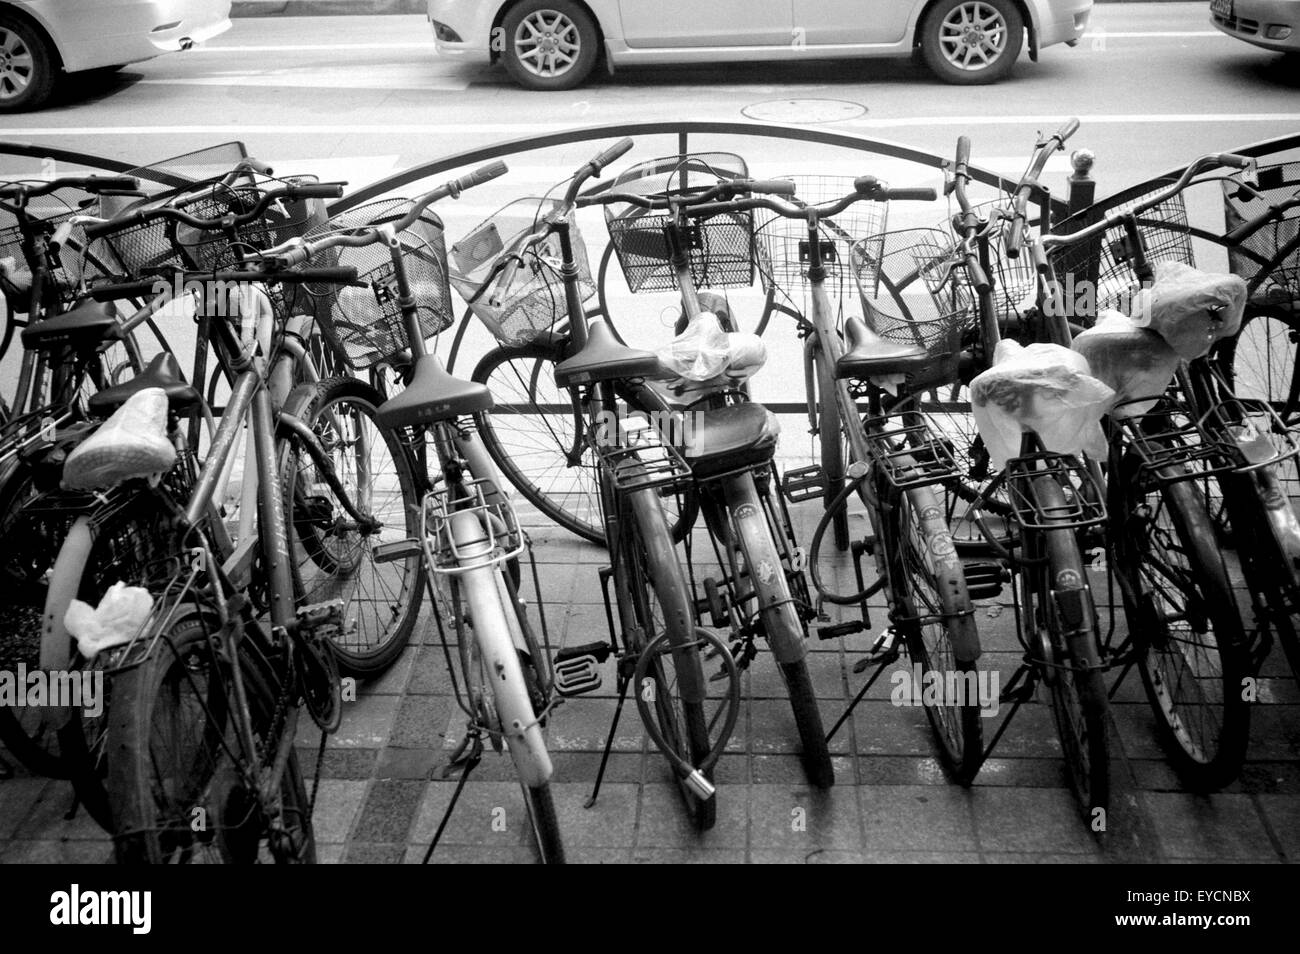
xmin=962 ymin=560 xmax=1009 ymax=600
xmin=781 ymin=464 xmax=826 ymax=503
xmin=553 ymin=642 xmax=611 ymax=697
xmin=296 ymin=599 xmax=350 ymax=639
xmin=374 ymin=538 xmax=422 ymax=564
xmin=817 ymin=620 xmax=866 ymax=641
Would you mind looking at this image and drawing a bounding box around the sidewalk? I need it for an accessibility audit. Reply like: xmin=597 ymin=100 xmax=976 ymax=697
xmin=2 ymin=489 xmax=1296 ymax=864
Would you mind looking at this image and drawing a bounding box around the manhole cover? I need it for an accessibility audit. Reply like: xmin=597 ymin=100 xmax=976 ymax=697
xmin=741 ymin=98 xmax=867 ymax=124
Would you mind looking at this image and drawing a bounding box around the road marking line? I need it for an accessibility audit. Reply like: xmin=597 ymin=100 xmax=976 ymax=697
xmin=7 ymin=114 xmax=1295 ymax=137
xmin=194 ymin=43 xmax=434 ymax=52
xmin=1081 ymin=30 xmax=1221 ymax=37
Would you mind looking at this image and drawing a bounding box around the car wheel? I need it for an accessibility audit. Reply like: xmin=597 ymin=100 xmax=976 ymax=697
xmin=920 ymin=0 xmax=1024 ymax=85
xmin=0 ymin=14 xmax=57 ymax=111
xmin=500 ymin=0 xmax=599 ymax=91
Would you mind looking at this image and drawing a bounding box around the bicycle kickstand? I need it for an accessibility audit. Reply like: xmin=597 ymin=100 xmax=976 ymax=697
xmin=585 ymin=664 xmax=633 ymax=810
xmin=421 ymin=729 xmax=485 ymax=864
xmin=825 ymin=628 xmax=901 ymax=745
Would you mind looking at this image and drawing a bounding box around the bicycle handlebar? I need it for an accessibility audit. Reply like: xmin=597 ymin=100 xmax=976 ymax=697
xmin=81 ymin=181 xmax=346 ymax=240
xmin=1041 ymin=152 xmax=1254 ymax=251
xmin=688 ymin=180 xmax=935 ymax=222
xmin=0 ymin=175 xmax=140 ymax=201
xmin=1005 ymin=117 xmax=1081 ymax=257
xmin=86 ymin=265 xmax=360 ymax=302
xmin=1224 ymin=190 xmax=1300 ymax=245
xmin=589 ymin=138 xmax=634 ymax=175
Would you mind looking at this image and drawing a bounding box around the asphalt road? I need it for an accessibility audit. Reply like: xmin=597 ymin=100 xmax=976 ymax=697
xmin=2 ymin=2 xmax=1297 ymax=407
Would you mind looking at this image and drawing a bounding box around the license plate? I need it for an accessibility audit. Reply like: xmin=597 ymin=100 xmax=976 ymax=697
xmin=1211 ymin=0 xmax=1234 ymax=18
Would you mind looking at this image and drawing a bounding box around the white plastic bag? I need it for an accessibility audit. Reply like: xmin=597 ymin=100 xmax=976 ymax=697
xmin=1131 ymin=261 xmax=1246 ymax=360
xmin=64 ymin=581 xmax=154 ymax=660
xmin=655 ymin=311 xmax=767 ymax=396
xmin=63 ymin=386 xmax=176 ymax=490
xmin=1072 ymin=309 xmax=1181 ymax=418
xmin=970 ymin=340 xmax=1113 ymax=470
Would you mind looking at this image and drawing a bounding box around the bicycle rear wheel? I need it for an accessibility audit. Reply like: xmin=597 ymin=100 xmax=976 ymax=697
xmin=1031 ymin=476 xmax=1110 ymax=818
xmin=888 ymin=480 xmax=984 ymax=783
xmin=280 ymin=376 xmax=421 ymax=677
xmin=1120 ymin=463 xmax=1251 ymax=789
xmin=108 ymin=614 xmax=316 ymax=864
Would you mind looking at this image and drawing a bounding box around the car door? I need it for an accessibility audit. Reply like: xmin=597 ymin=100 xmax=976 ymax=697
xmin=617 ymin=0 xmax=794 ymax=48
xmin=792 ymin=0 xmax=914 ymax=45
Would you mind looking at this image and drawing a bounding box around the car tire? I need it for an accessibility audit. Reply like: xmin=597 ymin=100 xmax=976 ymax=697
xmin=0 ymin=13 xmax=57 ymax=112
xmin=920 ymin=0 xmax=1024 ymax=85
xmin=500 ymin=0 xmax=599 ymax=91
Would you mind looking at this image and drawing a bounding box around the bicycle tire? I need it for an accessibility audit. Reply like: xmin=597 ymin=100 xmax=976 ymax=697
xmin=108 ymin=613 xmax=317 ymax=864
xmin=279 ymin=375 xmax=421 ymax=677
xmin=813 ymin=340 xmax=849 ymax=552
xmin=523 ymin=783 xmax=565 ymax=865
xmin=1032 ymin=475 xmax=1110 ymax=818
xmin=889 ymin=480 xmax=984 ymax=783
xmin=472 ymin=341 xmax=697 ymax=544
xmin=1219 ymin=305 xmax=1300 ymax=422
xmin=626 ymin=483 xmax=718 ymax=831
xmin=1120 ymin=462 xmax=1251 ymax=789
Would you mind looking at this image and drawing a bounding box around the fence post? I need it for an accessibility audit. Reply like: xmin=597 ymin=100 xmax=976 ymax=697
xmin=1068 ymin=148 xmax=1096 ymax=216
xmin=1066 ymin=148 xmax=1100 ymax=321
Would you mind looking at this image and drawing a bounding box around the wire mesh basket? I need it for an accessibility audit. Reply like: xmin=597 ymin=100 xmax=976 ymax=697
xmin=1049 ymin=180 xmax=1195 ymax=315
xmin=754 ymin=175 xmax=888 ymax=301
xmin=605 ymin=152 xmax=755 ymax=293
xmin=447 ymin=197 xmax=595 ymax=346
xmin=851 ymin=227 xmax=974 ymax=389
xmin=303 ymin=198 xmax=453 ymax=370
xmin=127 ymin=141 xmax=251 ymax=197
xmin=939 ymin=199 xmax=1041 ymax=322
xmin=1224 ymin=161 xmax=1300 ymax=304
xmin=0 ymin=183 xmax=103 ymax=303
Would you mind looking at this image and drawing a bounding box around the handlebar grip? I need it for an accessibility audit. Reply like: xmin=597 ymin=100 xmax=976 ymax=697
xmin=240 ymin=157 xmax=275 ymax=176
xmin=883 ymin=187 xmax=937 ymax=202
xmin=1005 ymin=216 xmax=1026 ymax=257
xmin=955 ymin=136 xmax=971 ymax=170
xmin=490 ymin=256 xmax=523 ymax=307
xmin=292 ymin=266 xmax=359 ymax=284
xmin=590 ymin=138 xmax=634 ymax=174
xmin=1213 ymin=153 xmax=1251 ymax=170
xmin=88 ymin=278 xmax=164 ymax=301
xmin=85 ymin=175 xmax=140 ymax=193
xmin=967 ymin=257 xmax=992 ymax=294
xmin=457 ymin=161 xmax=508 ymax=191
xmin=288 ymin=183 xmax=345 ymax=200
xmin=1056 ymin=117 xmax=1080 ymax=142
xmin=84 ymin=211 xmax=145 ymax=240
xmin=743 ymin=179 xmax=796 ymax=196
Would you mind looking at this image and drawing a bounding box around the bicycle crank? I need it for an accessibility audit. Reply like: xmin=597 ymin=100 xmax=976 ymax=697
xmin=294 ymin=600 xmax=345 ymax=732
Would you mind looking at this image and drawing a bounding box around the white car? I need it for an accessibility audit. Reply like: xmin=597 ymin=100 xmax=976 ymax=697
xmin=429 ymin=0 xmax=1092 ymax=89
xmin=0 ymin=0 xmax=232 ymax=111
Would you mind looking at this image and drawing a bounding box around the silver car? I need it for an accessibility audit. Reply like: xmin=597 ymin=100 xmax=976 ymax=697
xmin=1211 ymin=0 xmax=1299 ymax=53
xmin=428 ymin=0 xmax=1093 ymax=89
xmin=0 ymin=0 xmax=232 ymax=111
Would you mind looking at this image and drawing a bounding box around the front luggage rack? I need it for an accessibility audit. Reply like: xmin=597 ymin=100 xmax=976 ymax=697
xmin=863 ymin=410 xmax=959 ymax=489
xmin=1115 ymin=394 xmax=1249 ymax=486
xmin=1005 ymin=451 xmax=1107 ymax=531
xmin=588 ymin=416 xmax=693 ymax=494
xmin=1200 ymin=394 xmax=1300 ymax=473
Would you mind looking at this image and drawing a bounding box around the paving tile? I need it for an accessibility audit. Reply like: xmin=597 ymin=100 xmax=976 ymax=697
xmin=310 ymin=780 xmax=370 ymax=845
xmin=750 ymin=848 xmax=866 ymax=863
xmin=408 ymin=780 xmax=531 ymax=847
xmin=342 ymin=843 xmax=407 ymax=864
xmin=971 ymin=787 xmax=1104 ymax=855
xmin=632 ymin=847 xmax=747 ymax=863
xmin=635 ymin=783 xmax=747 ymax=849
xmin=546 ymin=782 xmax=637 ymax=848
xmin=0 ymin=777 xmax=49 ymax=840
xmin=0 ymin=839 xmax=112 ymax=864
xmin=317 ymin=694 xmax=399 ymax=748
xmin=859 ymin=850 xmax=981 ymax=863
xmin=983 ymin=852 xmax=1105 ymax=864
xmin=356 ymin=647 xmax=417 ymax=696
xmin=413 ymin=844 xmax=540 ymax=864
xmin=7 ymin=780 xmax=105 ymax=842
xmin=351 ymin=779 xmax=428 ymax=844
xmin=1258 ymin=794 xmax=1300 ymax=858
xmin=405 ymin=645 xmax=454 ymax=695
xmin=1140 ymin=793 xmax=1279 ymax=860
xmin=859 ymin=785 xmax=978 ymax=852
xmin=376 ymin=747 xmax=439 ymax=780
xmin=389 ymin=693 xmax=455 ymax=748
xmin=749 ymin=784 xmax=862 ymax=851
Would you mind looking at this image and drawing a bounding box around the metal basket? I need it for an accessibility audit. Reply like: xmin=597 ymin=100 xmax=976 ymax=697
xmin=1224 ymin=161 xmax=1300 ymax=303
xmin=605 ymin=152 xmax=755 ymax=293
xmin=939 ymin=199 xmax=1040 ymax=323
xmin=447 ymin=197 xmax=595 ymax=346
xmin=851 ymin=227 xmax=973 ymax=389
xmin=1049 ymin=181 xmax=1194 ymax=315
xmin=0 ymin=184 xmax=102 ymax=301
xmin=863 ymin=408 xmax=960 ymax=489
xmin=754 ymin=175 xmax=888 ymax=301
xmin=303 ymin=198 xmax=454 ymax=370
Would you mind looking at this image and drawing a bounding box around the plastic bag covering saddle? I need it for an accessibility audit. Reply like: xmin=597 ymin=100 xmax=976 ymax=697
xmin=1072 ymin=309 xmax=1181 ymax=418
xmin=62 ymin=386 xmax=176 ymax=490
xmin=654 ymin=311 xmax=767 ymax=396
xmin=64 ymin=581 xmax=154 ymax=660
xmin=1129 ymin=261 xmax=1246 ymax=360
xmin=970 ymin=340 xmax=1114 ymax=470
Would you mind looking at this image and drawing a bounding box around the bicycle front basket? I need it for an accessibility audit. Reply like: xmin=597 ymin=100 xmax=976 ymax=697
xmin=447 ymin=197 xmax=595 ymax=346
xmin=1224 ymin=161 xmax=1300 ymax=304
xmin=304 ymin=198 xmax=454 ymax=370
xmin=605 ymin=152 xmax=755 ymax=293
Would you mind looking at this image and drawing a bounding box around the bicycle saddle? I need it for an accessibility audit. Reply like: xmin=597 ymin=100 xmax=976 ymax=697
xmin=89 ymin=352 xmax=201 ymax=416
xmin=21 ymin=299 xmax=122 ymax=353
xmin=835 ymin=315 xmax=930 ymax=380
xmin=375 ymin=353 xmax=493 ymax=429
xmin=554 ymin=319 xmax=664 ymax=389
xmin=679 ymin=402 xmax=780 ymax=480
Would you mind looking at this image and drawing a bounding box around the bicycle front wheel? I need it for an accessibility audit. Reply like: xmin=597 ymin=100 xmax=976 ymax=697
xmin=280 ymin=376 xmax=421 ymax=677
